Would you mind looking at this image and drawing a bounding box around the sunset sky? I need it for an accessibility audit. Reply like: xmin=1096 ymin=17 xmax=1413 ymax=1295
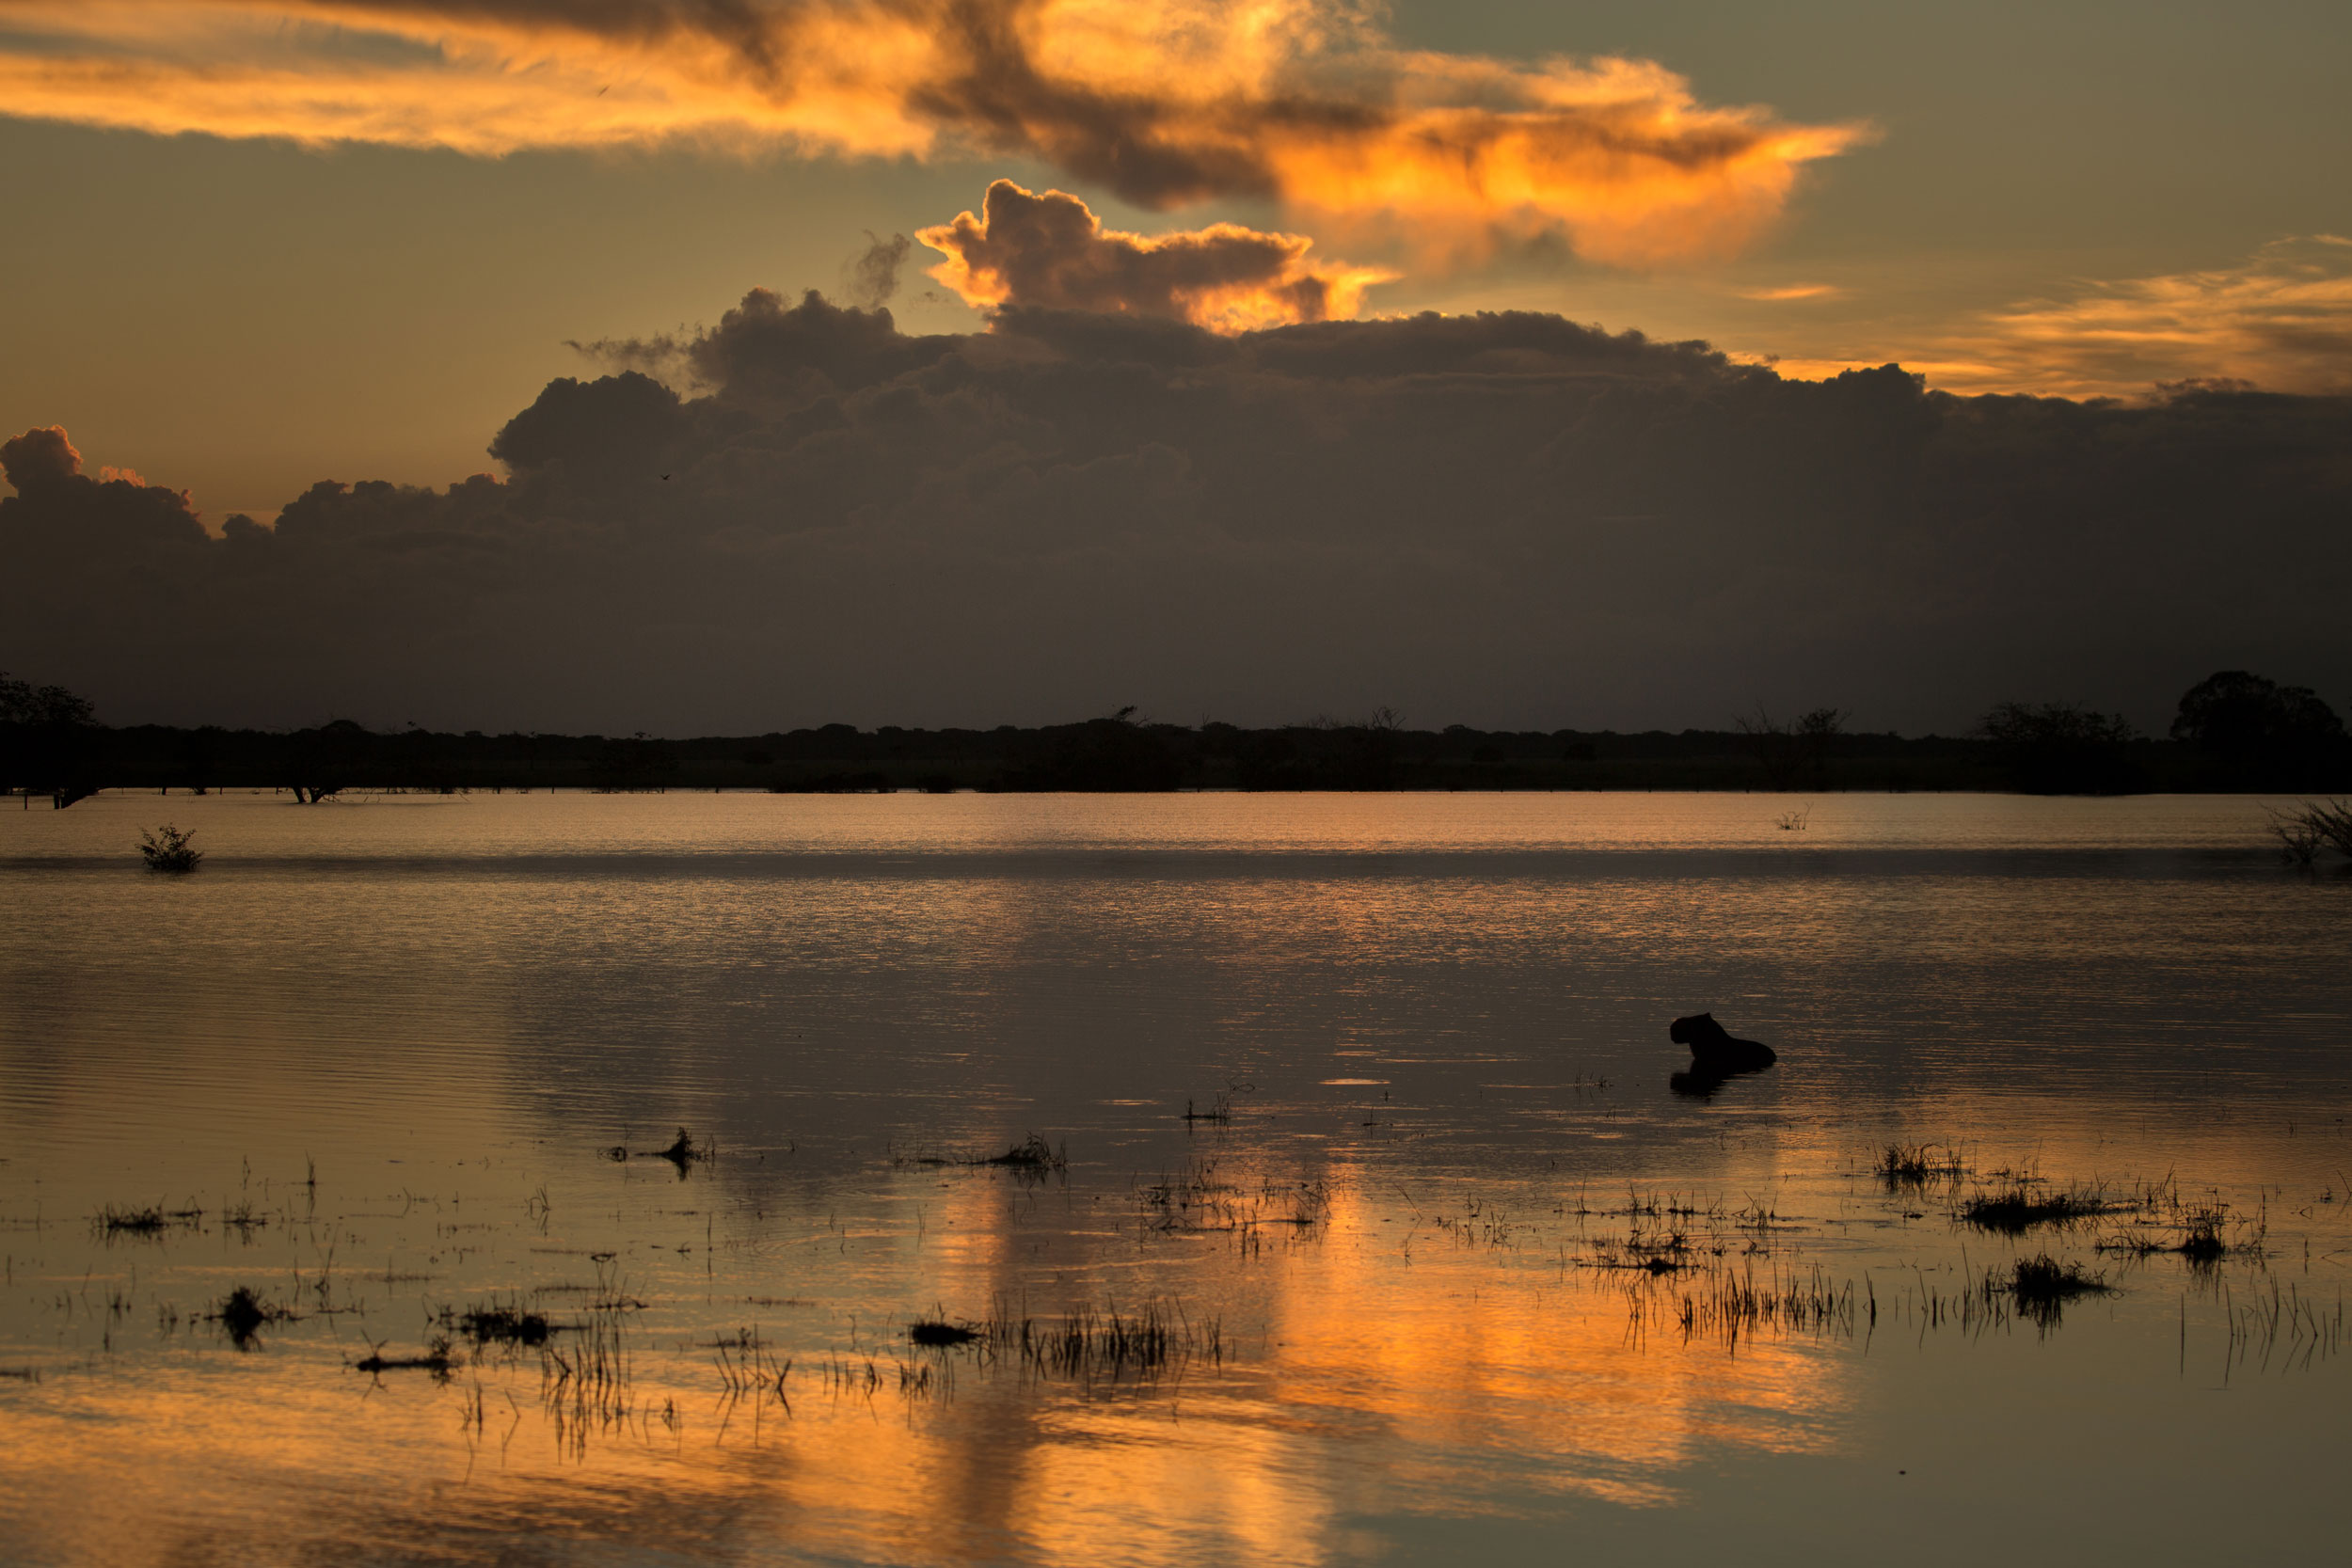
xmin=1 ymin=1 xmax=2346 ymax=733
xmin=2 ymin=0 xmax=2344 ymax=515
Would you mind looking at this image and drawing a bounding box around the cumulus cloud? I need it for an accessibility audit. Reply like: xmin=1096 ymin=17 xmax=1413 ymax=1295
xmin=1 ymin=423 xmax=200 ymax=524
xmin=4 ymin=293 xmax=2345 ymax=734
xmin=918 ymin=180 xmax=1390 ymax=330
xmin=0 ymin=0 xmax=1863 ymax=267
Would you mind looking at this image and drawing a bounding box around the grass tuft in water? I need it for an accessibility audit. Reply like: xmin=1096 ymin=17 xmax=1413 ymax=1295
xmin=1877 ymin=1143 xmax=1966 ymax=1188
xmin=355 ymin=1336 xmax=457 ymax=1376
xmin=211 ymin=1285 xmax=297 ymax=1350
xmin=1960 ymin=1182 xmax=2114 ymax=1233
xmin=908 ymin=1320 xmax=980 ymax=1347
xmin=1999 ymin=1254 xmax=2114 ymax=1330
xmin=448 ymin=1299 xmax=559 ymax=1346
xmin=985 ymin=1133 xmax=1067 ymax=1171
xmin=93 ymin=1200 xmax=203 ymax=1240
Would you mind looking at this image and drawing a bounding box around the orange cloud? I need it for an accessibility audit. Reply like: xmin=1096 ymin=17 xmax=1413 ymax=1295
xmin=0 ymin=0 xmax=1865 ymax=267
xmin=1736 ymin=283 xmax=1843 ymax=302
xmin=1952 ymin=235 xmax=2352 ymax=396
xmin=918 ymin=180 xmax=1391 ymax=330
xmin=1772 ymin=238 xmax=2352 ymax=398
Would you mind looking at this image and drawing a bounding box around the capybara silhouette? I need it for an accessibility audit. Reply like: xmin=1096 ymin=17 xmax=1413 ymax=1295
xmin=1669 ymin=1013 xmax=1777 ymax=1070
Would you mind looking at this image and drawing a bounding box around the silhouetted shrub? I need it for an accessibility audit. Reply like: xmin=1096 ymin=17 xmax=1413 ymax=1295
xmin=138 ymin=824 xmax=202 ymax=874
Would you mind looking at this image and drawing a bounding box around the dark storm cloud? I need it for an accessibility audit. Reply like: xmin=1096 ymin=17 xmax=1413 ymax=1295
xmin=4 ymin=296 xmax=2347 ymax=734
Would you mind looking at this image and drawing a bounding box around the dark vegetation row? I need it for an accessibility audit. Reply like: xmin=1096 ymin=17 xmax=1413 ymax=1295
xmin=3 ymin=672 xmax=2346 ymax=804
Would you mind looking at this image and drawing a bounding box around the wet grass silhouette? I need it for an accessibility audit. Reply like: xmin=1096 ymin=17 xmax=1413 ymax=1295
xmin=94 ymin=1200 xmax=202 ymax=1238
xmin=355 ymin=1336 xmax=456 ymax=1375
xmin=984 ymin=1133 xmax=1066 ymax=1171
xmin=1960 ymin=1183 xmax=2116 ymax=1232
xmin=210 ymin=1286 xmax=296 ymax=1349
xmin=2003 ymin=1255 xmax=2114 ymax=1329
xmin=902 ymin=1298 xmax=1221 ymax=1382
xmin=908 ymin=1320 xmax=979 ymax=1347
xmin=1877 ymin=1143 xmax=1966 ymax=1188
xmin=447 ymin=1300 xmax=559 ymax=1346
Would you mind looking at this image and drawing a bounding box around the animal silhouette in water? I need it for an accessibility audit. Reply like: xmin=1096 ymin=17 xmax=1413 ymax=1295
xmin=1668 ymin=1013 xmax=1777 ymax=1098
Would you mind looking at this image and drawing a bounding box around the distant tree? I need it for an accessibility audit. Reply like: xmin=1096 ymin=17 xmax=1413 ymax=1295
xmin=593 ymin=731 xmax=679 ymax=792
xmin=0 ymin=672 xmax=99 ymax=806
xmin=1008 ymin=706 xmax=1186 ymax=791
xmin=1735 ymin=705 xmax=1848 ymax=790
xmin=1977 ymin=702 xmax=2141 ymax=795
xmin=284 ymin=718 xmax=372 ymax=801
xmin=2169 ymin=671 xmax=2347 ymax=788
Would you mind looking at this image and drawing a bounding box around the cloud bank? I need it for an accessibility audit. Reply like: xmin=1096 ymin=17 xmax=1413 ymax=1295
xmin=0 ymin=0 xmax=1861 ymax=265
xmin=919 ymin=180 xmax=1388 ymax=330
xmin=4 ymin=293 xmax=2346 ymax=735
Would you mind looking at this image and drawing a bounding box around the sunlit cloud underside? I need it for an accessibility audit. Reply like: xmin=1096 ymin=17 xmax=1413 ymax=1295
xmin=1770 ymin=237 xmax=2352 ymax=399
xmin=0 ymin=0 xmax=1863 ymax=268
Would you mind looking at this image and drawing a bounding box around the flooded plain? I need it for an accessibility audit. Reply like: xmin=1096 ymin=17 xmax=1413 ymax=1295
xmin=0 ymin=791 xmax=2345 ymax=1566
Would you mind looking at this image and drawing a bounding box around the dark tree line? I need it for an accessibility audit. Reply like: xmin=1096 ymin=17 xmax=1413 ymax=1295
xmin=2 ymin=671 xmax=2344 ymax=802
xmin=1971 ymin=671 xmax=2348 ymax=795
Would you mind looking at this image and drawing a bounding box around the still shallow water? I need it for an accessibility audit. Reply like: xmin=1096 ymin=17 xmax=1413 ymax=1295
xmin=0 ymin=791 xmax=2345 ymax=1566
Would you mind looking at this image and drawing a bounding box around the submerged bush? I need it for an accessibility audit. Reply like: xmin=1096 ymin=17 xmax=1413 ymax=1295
xmin=2267 ymin=799 xmax=2352 ymax=865
xmin=137 ymin=824 xmax=201 ymax=874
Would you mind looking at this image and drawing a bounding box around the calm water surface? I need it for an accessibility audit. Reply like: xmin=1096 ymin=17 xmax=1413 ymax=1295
xmin=0 ymin=791 xmax=2346 ymax=1566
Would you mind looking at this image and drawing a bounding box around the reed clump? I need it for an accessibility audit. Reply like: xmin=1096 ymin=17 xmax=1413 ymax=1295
xmin=1016 ymin=1302 xmax=1218 ymax=1380
xmin=355 ymin=1336 xmax=456 ymax=1375
xmin=1137 ymin=1160 xmax=1330 ymax=1239
xmin=1959 ymin=1181 xmax=2115 ymax=1233
xmin=2100 ymin=1199 xmax=2259 ymax=1265
xmin=908 ymin=1320 xmax=980 ymax=1347
xmin=93 ymin=1200 xmax=202 ymax=1239
xmin=985 ymin=1133 xmax=1067 ymax=1172
xmin=2000 ymin=1254 xmax=2114 ymax=1330
xmin=542 ymin=1304 xmax=635 ymax=1460
xmin=1877 ymin=1143 xmax=1966 ymax=1189
xmin=211 ymin=1285 xmax=297 ymax=1349
xmin=904 ymin=1298 xmax=1221 ymax=1384
xmin=447 ymin=1300 xmax=559 ymax=1346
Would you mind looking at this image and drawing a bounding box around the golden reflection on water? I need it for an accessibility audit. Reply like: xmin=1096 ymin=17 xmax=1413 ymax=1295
xmin=0 ymin=1159 xmax=1864 ymax=1567
xmin=1 ymin=792 xmax=2347 ymax=1565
